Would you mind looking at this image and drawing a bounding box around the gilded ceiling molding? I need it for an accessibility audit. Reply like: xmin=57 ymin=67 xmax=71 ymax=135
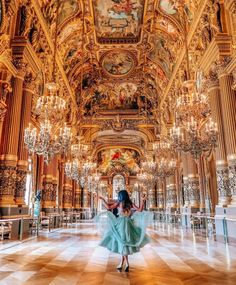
xmin=31 ymin=0 xmax=77 ymax=108
xmin=160 ymin=0 xmax=209 ymax=107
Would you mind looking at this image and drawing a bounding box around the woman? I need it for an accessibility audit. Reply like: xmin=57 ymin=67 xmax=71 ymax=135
xmin=97 ymin=190 xmax=152 ymax=272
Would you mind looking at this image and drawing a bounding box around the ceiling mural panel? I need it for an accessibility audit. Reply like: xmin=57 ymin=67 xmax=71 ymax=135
xmin=93 ymin=0 xmax=145 ymax=43
xmin=83 ymin=82 xmax=153 ymax=115
xmin=97 ymin=148 xmax=140 ymax=175
xmin=58 ymin=0 xmax=79 ymax=25
xmin=101 ymin=50 xmax=136 ymax=77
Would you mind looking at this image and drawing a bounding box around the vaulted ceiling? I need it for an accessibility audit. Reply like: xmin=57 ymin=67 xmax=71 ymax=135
xmin=39 ymin=0 xmax=200 ymax=154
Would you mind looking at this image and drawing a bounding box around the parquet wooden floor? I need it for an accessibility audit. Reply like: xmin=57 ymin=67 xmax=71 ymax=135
xmin=0 ymin=222 xmax=236 ymax=285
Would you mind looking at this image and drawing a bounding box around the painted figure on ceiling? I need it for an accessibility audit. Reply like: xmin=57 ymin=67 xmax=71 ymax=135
xmin=93 ymin=0 xmax=143 ymax=39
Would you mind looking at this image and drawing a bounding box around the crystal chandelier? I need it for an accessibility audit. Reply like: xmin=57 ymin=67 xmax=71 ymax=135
xmin=24 ymin=121 xmax=71 ymax=164
xmin=176 ymin=80 xmax=210 ymax=124
xmin=35 ymin=82 xmax=66 ymax=122
xmin=24 ymin=1 xmax=72 ymax=163
xmin=155 ymin=157 xmax=177 ymax=179
xmin=83 ymin=156 xmax=97 ymax=176
xmin=87 ymin=171 xmax=101 ymax=192
xmin=64 ymin=139 xmax=88 ymax=184
xmin=65 ymin=158 xmax=83 ymax=182
xmin=152 ymin=134 xmax=177 ymax=178
xmin=169 ymin=7 xmax=218 ymax=159
xmin=170 ymin=117 xmax=218 ymax=159
xmin=137 ymin=170 xmax=155 ymax=188
xmin=141 ymin=158 xmax=157 ymax=174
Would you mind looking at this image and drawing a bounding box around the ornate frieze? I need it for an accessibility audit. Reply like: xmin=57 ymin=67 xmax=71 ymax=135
xmin=63 ymin=185 xmax=73 ymax=205
xmin=166 ymin=184 xmax=177 ymax=208
xmin=188 ymin=177 xmax=200 ymax=207
xmin=15 ymin=169 xmax=27 ymax=200
xmin=12 ymin=58 xmax=28 ymax=79
xmin=183 ymin=178 xmax=190 ymax=206
xmin=205 ymin=70 xmax=219 ymax=90
xmin=216 ymin=165 xmax=231 ymax=199
xmin=213 ymin=56 xmax=232 ymax=77
xmin=228 ymin=160 xmax=236 ymax=197
xmin=42 ymin=180 xmax=54 ymax=202
xmin=0 ymin=165 xmax=17 ymax=197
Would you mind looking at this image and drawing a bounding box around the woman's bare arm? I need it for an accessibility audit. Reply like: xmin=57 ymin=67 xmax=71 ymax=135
xmin=132 ymin=195 xmax=146 ymax=212
xmin=99 ymin=196 xmax=119 ymax=210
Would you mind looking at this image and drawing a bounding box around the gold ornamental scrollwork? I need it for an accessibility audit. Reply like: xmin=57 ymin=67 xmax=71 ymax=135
xmin=12 ymin=58 xmax=28 ymax=79
xmin=0 ymin=0 xmax=6 ymax=33
xmin=213 ymin=56 xmax=232 ymax=78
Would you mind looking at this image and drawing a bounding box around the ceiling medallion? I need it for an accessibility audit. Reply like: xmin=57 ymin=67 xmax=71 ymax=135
xmin=101 ymin=50 xmax=136 ymax=78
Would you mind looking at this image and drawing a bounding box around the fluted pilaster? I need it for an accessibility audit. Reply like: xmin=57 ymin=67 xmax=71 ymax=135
xmin=0 ymin=60 xmax=26 ymax=205
xmin=218 ymin=64 xmax=236 ymax=204
xmin=15 ymin=73 xmax=35 ymax=205
xmin=207 ymin=71 xmax=230 ymax=206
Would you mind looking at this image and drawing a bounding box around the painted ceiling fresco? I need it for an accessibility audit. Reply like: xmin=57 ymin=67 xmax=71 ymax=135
xmin=93 ymin=0 xmax=145 ymax=43
xmin=39 ymin=0 xmax=200 ymax=156
xmin=83 ymin=82 xmax=153 ymax=114
xmin=97 ymin=148 xmax=140 ymax=175
xmin=102 ymin=50 xmax=135 ymax=77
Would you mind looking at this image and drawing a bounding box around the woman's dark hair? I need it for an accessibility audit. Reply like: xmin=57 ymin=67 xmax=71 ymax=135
xmin=118 ymin=190 xmax=132 ymax=210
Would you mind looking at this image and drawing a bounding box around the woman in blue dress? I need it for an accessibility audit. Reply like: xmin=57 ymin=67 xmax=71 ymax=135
xmin=97 ymin=190 xmax=152 ymax=272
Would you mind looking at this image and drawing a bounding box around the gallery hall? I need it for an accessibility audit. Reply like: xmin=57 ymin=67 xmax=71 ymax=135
xmin=0 ymin=0 xmax=236 ymax=284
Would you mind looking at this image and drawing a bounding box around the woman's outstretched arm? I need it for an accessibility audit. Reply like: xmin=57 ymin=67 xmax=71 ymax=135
xmin=132 ymin=195 xmax=147 ymax=212
xmin=99 ymin=196 xmax=119 ymax=210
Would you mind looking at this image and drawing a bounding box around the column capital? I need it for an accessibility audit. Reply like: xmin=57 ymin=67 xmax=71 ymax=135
xmin=12 ymin=58 xmax=28 ymax=79
xmin=213 ymin=56 xmax=232 ymax=78
xmin=205 ymin=70 xmax=219 ymax=91
xmin=23 ymin=72 xmax=37 ymax=92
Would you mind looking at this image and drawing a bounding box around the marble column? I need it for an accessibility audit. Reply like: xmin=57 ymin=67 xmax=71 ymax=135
xmin=166 ymin=175 xmax=177 ymax=211
xmin=217 ymin=61 xmax=236 ymax=205
xmin=182 ymin=153 xmax=190 ymax=207
xmin=207 ymin=71 xmax=230 ymax=206
xmin=187 ymin=155 xmax=200 ymax=209
xmin=0 ymin=60 xmax=26 ymax=207
xmin=16 ymin=73 xmax=35 ymax=205
xmin=63 ymin=176 xmax=73 ymax=209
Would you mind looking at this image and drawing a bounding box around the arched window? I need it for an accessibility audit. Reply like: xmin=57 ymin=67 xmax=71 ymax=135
xmin=112 ymin=174 xmax=125 ymax=199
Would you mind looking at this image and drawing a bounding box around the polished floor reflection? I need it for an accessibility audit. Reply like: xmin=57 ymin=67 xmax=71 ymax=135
xmin=0 ymin=222 xmax=236 ymax=285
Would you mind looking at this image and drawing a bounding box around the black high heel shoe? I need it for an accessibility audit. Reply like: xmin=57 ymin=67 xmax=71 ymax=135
xmin=116 ymin=264 xmax=123 ymax=272
xmin=124 ymin=265 xmax=129 ymax=272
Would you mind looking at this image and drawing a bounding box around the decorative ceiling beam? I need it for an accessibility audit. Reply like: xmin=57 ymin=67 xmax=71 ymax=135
xmin=31 ymin=0 xmax=77 ymax=108
xmin=160 ymin=0 xmax=209 ymax=107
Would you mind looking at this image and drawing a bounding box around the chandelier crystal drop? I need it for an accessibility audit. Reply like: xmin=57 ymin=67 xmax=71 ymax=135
xmin=24 ymin=121 xmax=72 ymax=164
xmin=170 ymin=117 xmax=218 ymax=160
xmin=35 ymin=83 xmax=66 ymax=121
xmin=176 ymin=81 xmax=210 ymax=124
xmin=155 ymin=157 xmax=177 ymax=178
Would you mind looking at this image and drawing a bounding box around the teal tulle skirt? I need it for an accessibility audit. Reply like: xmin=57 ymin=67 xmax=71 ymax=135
xmin=95 ymin=211 xmax=153 ymax=255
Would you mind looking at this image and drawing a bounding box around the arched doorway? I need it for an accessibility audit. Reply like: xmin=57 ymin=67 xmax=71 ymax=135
xmin=112 ymin=174 xmax=125 ymax=199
